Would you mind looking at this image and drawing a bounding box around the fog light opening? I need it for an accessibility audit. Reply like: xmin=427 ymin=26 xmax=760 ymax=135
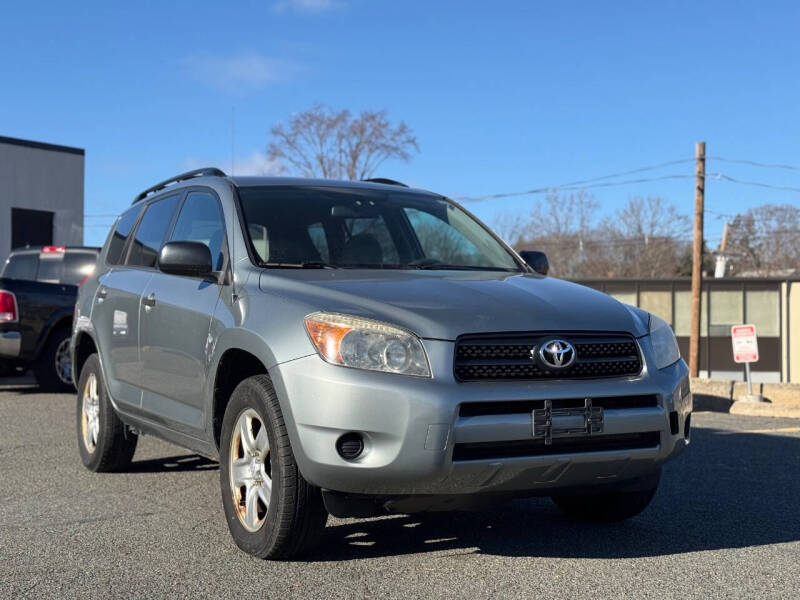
xmin=669 ymin=411 xmax=679 ymax=435
xmin=336 ymin=432 xmax=364 ymax=460
xmin=684 ymin=413 xmax=692 ymax=439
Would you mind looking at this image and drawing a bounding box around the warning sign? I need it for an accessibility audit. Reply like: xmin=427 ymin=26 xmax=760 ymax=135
xmin=731 ymin=324 xmax=759 ymax=364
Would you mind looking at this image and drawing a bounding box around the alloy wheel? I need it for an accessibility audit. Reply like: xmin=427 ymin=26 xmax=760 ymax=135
xmin=229 ymin=409 xmax=272 ymax=532
xmin=81 ymin=373 xmax=100 ymax=453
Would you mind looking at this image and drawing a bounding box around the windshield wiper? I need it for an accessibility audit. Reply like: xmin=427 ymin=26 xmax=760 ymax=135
xmin=410 ymin=262 xmax=515 ymax=272
xmin=261 ymin=261 xmax=340 ymax=269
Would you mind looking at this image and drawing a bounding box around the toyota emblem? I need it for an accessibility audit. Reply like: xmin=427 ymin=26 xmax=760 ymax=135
xmin=536 ymin=339 xmax=576 ymax=369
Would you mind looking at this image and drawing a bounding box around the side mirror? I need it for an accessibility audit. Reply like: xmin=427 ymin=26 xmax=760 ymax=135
xmin=518 ymin=250 xmax=549 ymax=275
xmin=158 ymin=241 xmax=213 ymax=278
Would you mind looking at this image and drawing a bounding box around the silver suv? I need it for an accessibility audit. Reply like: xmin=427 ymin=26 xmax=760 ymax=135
xmin=73 ymin=168 xmax=691 ymax=559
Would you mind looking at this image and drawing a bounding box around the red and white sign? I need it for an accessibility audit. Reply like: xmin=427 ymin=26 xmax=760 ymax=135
xmin=731 ymin=324 xmax=759 ymax=363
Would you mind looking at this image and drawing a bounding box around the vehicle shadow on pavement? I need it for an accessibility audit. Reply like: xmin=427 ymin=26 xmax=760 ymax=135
xmin=311 ymin=426 xmax=800 ymax=561
xmin=129 ymin=454 xmax=218 ymax=473
xmin=0 ymin=373 xmax=40 ymax=393
xmin=0 ymin=384 xmax=46 ymax=395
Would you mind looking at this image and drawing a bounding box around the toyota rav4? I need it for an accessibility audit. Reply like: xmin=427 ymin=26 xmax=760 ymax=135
xmin=72 ymin=168 xmax=691 ymax=559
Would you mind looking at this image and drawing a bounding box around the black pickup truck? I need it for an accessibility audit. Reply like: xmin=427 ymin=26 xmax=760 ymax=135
xmin=0 ymin=246 xmax=99 ymax=390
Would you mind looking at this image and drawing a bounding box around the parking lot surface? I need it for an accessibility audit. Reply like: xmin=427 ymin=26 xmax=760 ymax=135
xmin=1 ymin=383 xmax=799 ymax=599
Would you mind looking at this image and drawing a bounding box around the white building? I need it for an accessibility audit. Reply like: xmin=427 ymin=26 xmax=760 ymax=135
xmin=0 ymin=135 xmax=84 ymax=264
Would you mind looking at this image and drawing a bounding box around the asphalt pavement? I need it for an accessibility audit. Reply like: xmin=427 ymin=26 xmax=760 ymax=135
xmin=1 ymin=382 xmax=799 ymax=599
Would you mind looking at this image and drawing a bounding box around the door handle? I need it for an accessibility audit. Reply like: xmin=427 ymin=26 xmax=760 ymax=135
xmin=96 ymin=287 xmax=108 ymax=302
xmin=142 ymin=293 xmax=156 ymax=311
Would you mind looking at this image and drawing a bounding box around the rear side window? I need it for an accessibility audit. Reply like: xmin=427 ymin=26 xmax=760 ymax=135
xmin=106 ymin=208 xmax=141 ymax=265
xmin=62 ymin=251 xmax=98 ymax=285
xmin=1 ymin=253 xmax=39 ymax=281
xmin=127 ymin=195 xmax=181 ymax=268
xmin=169 ymin=191 xmax=226 ymax=270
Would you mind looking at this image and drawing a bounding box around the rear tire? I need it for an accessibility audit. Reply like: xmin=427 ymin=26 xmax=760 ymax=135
xmin=219 ymin=375 xmax=328 ymax=560
xmin=34 ymin=326 xmax=74 ymax=392
xmin=76 ymin=354 xmax=138 ymax=472
xmin=551 ymin=469 xmax=661 ymax=522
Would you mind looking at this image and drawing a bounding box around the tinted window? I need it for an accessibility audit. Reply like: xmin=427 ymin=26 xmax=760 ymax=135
xmin=1 ymin=253 xmax=39 ymax=281
xmin=237 ymin=187 xmax=520 ymax=271
xmin=307 ymin=223 xmax=330 ymax=262
xmin=36 ymin=256 xmax=63 ymax=282
xmin=404 ymin=208 xmax=487 ymax=266
xmin=107 ymin=208 xmax=141 ymax=265
xmin=169 ymin=191 xmax=226 ymax=270
xmin=127 ymin=195 xmax=180 ymax=268
xmin=62 ymin=251 xmax=98 ymax=285
xmin=342 ymin=215 xmax=399 ymax=265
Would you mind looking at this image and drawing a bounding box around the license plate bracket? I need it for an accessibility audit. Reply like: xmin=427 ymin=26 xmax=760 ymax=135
xmin=532 ymin=398 xmax=604 ymax=445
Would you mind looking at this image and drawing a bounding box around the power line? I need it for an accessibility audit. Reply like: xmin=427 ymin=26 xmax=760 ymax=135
xmin=456 ymin=154 xmax=800 ymax=203
xmin=542 ymin=158 xmax=695 ymax=187
xmin=708 ymin=156 xmax=800 ymax=173
xmin=707 ymin=172 xmax=800 ymax=193
xmin=517 ymin=236 xmax=724 ymax=251
xmin=463 ymin=169 xmax=800 ymax=204
xmin=459 ymin=173 xmax=695 ymax=202
xmin=453 ymin=158 xmax=693 ymax=201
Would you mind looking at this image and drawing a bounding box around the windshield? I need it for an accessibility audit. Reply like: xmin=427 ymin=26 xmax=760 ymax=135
xmin=237 ymin=186 xmax=522 ymax=271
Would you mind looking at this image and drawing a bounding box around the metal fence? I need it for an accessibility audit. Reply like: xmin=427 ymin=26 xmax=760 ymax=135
xmin=574 ymin=277 xmax=800 ymax=383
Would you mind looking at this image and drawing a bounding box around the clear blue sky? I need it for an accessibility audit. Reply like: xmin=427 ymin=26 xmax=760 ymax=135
xmin=2 ymin=0 xmax=799 ymax=247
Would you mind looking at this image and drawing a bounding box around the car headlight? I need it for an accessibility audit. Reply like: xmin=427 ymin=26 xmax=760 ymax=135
xmin=649 ymin=314 xmax=680 ymax=370
xmin=304 ymin=312 xmax=431 ymax=377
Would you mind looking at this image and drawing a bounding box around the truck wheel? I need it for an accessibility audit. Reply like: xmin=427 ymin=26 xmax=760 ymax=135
xmin=219 ymin=375 xmax=328 ymax=559
xmin=76 ymin=354 xmax=138 ymax=472
xmin=551 ymin=469 xmax=661 ymax=522
xmin=34 ymin=327 xmax=74 ymax=392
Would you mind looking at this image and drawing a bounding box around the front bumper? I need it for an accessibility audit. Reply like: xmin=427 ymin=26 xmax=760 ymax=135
xmin=0 ymin=331 xmax=21 ymax=358
xmin=269 ymin=337 xmax=691 ymax=496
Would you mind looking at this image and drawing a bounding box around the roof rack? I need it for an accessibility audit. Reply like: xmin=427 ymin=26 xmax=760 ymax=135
xmin=132 ymin=168 xmax=227 ymax=204
xmin=361 ymin=177 xmax=409 ymax=187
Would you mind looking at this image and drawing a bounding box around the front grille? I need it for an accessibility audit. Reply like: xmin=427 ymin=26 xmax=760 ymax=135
xmin=459 ymin=395 xmax=658 ymax=417
xmin=454 ymin=333 xmax=642 ymax=381
xmin=452 ymin=431 xmax=661 ymax=461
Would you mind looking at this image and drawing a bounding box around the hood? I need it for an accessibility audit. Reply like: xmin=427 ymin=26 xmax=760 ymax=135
xmin=258 ymin=270 xmax=648 ymax=340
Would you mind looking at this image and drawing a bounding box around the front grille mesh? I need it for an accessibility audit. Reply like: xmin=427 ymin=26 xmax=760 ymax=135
xmin=454 ymin=333 xmax=642 ymax=381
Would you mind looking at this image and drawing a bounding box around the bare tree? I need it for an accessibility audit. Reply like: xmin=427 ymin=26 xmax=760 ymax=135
xmin=509 ymin=191 xmax=601 ymax=278
xmin=726 ymin=204 xmax=800 ymax=276
xmin=598 ymin=196 xmax=691 ymax=278
xmin=502 ymin=194 xmax=691 ymax=279
xmin=267 ymin=104 xmax=419 ymax=180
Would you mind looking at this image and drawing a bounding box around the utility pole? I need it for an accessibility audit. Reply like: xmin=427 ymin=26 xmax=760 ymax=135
xmin=689 ymin=142 xmax=705 ymax=378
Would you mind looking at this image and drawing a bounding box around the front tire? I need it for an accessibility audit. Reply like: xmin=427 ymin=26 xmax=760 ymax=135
xmin=219 ymin=375 xmax=327 ymax=560
xmin=76 ymin=354 xmax=138 ymax=472
xmin=551 ymin=469 xmax=661 ymax=522
xmin=34 ymin=326 xmax=74 ymax=392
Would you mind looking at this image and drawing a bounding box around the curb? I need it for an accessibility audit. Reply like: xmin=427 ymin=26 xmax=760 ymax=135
xmin=692 ymin=378 xmax=800 ymax=419
xmin=729 ymin=401 xmax=800 ymax=419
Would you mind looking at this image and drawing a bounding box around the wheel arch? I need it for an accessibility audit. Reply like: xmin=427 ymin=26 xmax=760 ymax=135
xmin=35 ymin=312 xmax=73 ymax=359
xmin=72 ymin=330 xmax=99 ymax=385
xmin=211 ymin=347 xmax=271 ymax=450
